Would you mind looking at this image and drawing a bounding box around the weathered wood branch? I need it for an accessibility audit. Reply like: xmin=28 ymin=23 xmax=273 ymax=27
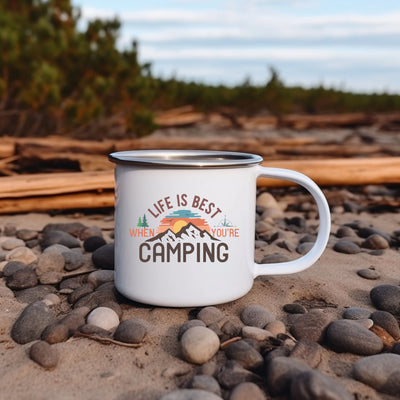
xmin=1 ymin=157 xmax=400 ymax=213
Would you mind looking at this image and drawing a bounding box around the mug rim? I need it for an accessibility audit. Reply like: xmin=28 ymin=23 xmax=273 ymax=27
xmin=108 ymin=150 xmax=263 ymax=168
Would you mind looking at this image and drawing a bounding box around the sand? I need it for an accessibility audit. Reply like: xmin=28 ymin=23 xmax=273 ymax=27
xmin=0 ymin=201 xmax=399 ymax=400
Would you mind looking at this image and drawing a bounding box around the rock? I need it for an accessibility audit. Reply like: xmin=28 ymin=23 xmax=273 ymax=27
xmin=255 ymin=221 xmax=272 ymax=234
xmin=79 ymin=226 xmax=103 ymax=240
xmin=370 ymin=284 xmax=400 ymax=315
xmin=353 ymin=353 xmax=400 ymax=395
xmin=59 ymin=309 xmax=88 ymax=333
xmin=187 ymin=375 xmax=222 ymax=396
xmin=283 ymin=303 xmax=307 ymax=314
xmin=113 ymin=318 xmax=149 ymax=344
xmin=1 ymin=237 xmax=25 ymax=250
xmin=0 ymin=286 xmax=14 ymax=298
xmin=5 ymin=246 xmax=37 ymax=264
xmin=265 ymin=356 xmax=310 ymax=396
xmin=217 ymin=360 xmax=260 ymax=389
xmin=326 ymin=319 xmax=384 ymax=355
xmin=43 ymin=244 xmax=70 ymax=255
xmin=362 ymin=234 xmax=389 ymax=250
xmin=68 ymin=284 xmax=94 ymax=305
xmin=260 ymin=253 xmax=290 ymax=263
xmin=197 ymin=306 xmax=225 ymax=326
xmin=357 ymin=268 xmax=380 ymax=280
xmin=229 ymin=382 xmax=266 ymax=400
xmin=73 ymin=284 xmax=117 ymax=310
xmin=290 ymin=339 xmax=322 ymax=368
xmin=43 ymin=222 xmax=86 ymax=237
xmin=241 ymin=326 xmax=271 ymax=341
xmin=261 ymin=207 xmax=284 ymax=220
xmin=29 ymin=341 xmax=59 ymax=369
xmin=160 ymin=389 xmax=223 ymax=400
xmin=224 ymin=340 xmax=264 ymax=370
xmin=333 ymin=240 xmax=361 ymax=254
xmin=370 ymin=311 xmax=400 ymax=340
xmin=289 ymin=309 xmax=331 ymax=343
xmin=178 ymin=319 xmax=206 ymax=340
xmin=14 ymin=285 xmax=57 ymax=303
xmin=336 ymin=226 xmax=357 ymax=238
xmin=343 ymin=307 xmax=371 ymax=320
xmin=2 ymin=260 xmax=27 ymax=277
xmin=86 ymin=307 xmax=120 ymax=331
xmin=265 ymin=320 xmax=286 ymax=337
xmin=392 ymin=343 xmax=400 ymax=355
xmin=39 ymin=271 xmax=63 ymax=285
xmin=16 ymin=229 xmax=39 ymax=241
xmin=79 ymin=324 xmax=112 ymax=338
xmin=83 ymin=236 xmax=107 ymax=252
xmin=296 ymin=242 xmax=313 ymax=255
xmin=62 ymin=250 xmax=85 ymax=271
xmin=11 ymin=301 xmax=57 ymax=344
xmin=87 ymin=270 xmax=114 ymax=288
xmin=3 ymin=222 xmax=17 ymax=236
xmin=290 ymin=370 xmax=353 ymax=400
xmin=41 ymin=230 xmax=81 ymax=249
xmin=357 ymin=227 xmax=391 ymax=242
xmin=181 ymin=326 xmax=220 ymax=365
xmin=221 ymin=320 xmax=242 ymax=338
xmin=92 ymin=243 xmax=114 ymax=269
xmin=240 ymin=304 xmax=274 ymax=328
xmin=256 ymin=192 xmax=280 ymax=210
xmin=42 ymin=293 xmax=61 ymax=306
xmin=41 ymin=323 xmax=70 ymax=344
xmin=6 ymin=266 xmax=38 ymax=290
xmin=35 ymin=253 xmax=65 ymax=276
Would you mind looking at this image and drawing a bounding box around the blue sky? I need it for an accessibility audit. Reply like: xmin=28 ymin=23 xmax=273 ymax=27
xmin=73 ymin=1 xmax=400 ymax=93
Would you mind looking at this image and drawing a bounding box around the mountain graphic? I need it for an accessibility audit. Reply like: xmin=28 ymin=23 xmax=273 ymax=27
xmin=146 ymin=222 xmax=219 ymax=243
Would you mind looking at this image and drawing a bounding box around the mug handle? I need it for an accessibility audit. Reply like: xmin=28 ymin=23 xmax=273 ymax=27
xmin=253 ymin=166 xmax=331 ymax=277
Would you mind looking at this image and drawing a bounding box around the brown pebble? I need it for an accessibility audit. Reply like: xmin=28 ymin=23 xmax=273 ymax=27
xmin=41 ymin=323 xmax=69 ymax=344
xmin=357 ymin=268 xmax=380 ymax=280
xmin=370 ymin=325 xmax=396 ymax=349
xmin=29 ymin=341 xmax=59 ymax=369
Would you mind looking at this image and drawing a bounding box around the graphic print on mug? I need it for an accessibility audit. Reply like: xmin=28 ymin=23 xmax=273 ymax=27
xmin=130 ymin=193 xmax=239 ymax=265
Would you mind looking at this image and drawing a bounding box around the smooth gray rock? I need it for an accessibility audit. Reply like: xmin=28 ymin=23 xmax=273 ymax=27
xmin=370 ymin=310 xmax=400 ymax=340
xmin=114 ymin=318 xmax=149 ymax=344
xmin=2 ymin=261 xmax=27 ymax=277
xmin=290 ymin=370 xmax=353 ymax=400
xmin=62 ymin=250 xmax=85 ymax=271
xmin=326 ymin=319 xmax=383 ymax=355
xmin=35 ymin=252 xmax=65 ymax=275
xmin=342 ymin=307 xmax=371 ymax=320
xmin=14 ymin=285 xmax=57 ymax=303
xmin=187 ymin=375 xmax=221 ymax=396
xmin=370 ymin=284 xmax=400 ymax=315
xmin=265 ymin=356 xmax=310 ymax=396
xmin=6 ymin=266 xmax=38 ymax=290
xmin=283 ymin=303 xmax=307 ymax=314
xmin=87 ymin=270 xmax=114 ymax=288
xmin=290 ymin=309 xmax=331 ymax=343
xmin=224 ymin=340 xmax=264 ymax=370
xmin=357 ymin=268 xmax=380 ymax=280
xmin=29 ymin=340 xmax=59 ymax=369
xmin=240 ymin=304 xmax=274 ymax=328
xmin=290 ymin=339 xmax=322 ymax=368
xmin=197 ymin=306 xmax=225 ymax=326
xmin=41 ymin=230 xmax=81 ymax=249
xmin=333 ymin=240 xmax=361 ymax=254
xmin=217 ymin=360 xmax=261 ymax=389
xmin=83 ymin=236 xmax=107 ymax=252
xmin=353 ymin=353 xmax=400 ymax=395
xmin=92 ymin=243 xmax=114 ymax=269
xmin=42 ymin=222 xmax=86 ymax=237
xmin=1 ymin=237 xmax=25 ymax=250
xmin=11 ymin=301 xmax=57 ymax=344
xmin=41 ymin=323 xmax=70 ymax=344
xmin=16 ymin=229 xmax=39 ymax=241
xmin=160 ymin=389 xmax=223 ymax=400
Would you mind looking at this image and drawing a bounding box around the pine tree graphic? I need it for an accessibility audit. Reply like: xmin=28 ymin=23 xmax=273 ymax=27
xmin=137 ymin=217 xmax=142 ymax=227
xmin=142 ymin=214 xmax=149 ymax=227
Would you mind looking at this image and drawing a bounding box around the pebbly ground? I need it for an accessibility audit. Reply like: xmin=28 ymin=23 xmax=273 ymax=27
xmin=0 ymin=185 xmax=400 ymax=400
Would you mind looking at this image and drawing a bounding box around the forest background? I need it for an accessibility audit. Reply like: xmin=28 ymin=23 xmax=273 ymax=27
xmin=1 ymin=0 xmax=400 ymax=139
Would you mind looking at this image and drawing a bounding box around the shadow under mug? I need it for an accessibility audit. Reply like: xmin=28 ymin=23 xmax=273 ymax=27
xmin=109 ymin=150 xmax=331 ymax=307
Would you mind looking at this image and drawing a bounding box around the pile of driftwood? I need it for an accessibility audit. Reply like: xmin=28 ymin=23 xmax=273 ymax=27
xmin=1 ymin=108 xmax=400 ymax=214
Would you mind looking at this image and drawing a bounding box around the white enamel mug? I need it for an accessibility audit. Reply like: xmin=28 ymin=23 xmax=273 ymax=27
xmin=109 ymin=150 xmax=331 ymax=307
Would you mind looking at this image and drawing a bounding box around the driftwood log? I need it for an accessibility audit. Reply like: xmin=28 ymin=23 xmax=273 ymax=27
xmin=1 ymin=157 xmax=400 ymax=213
